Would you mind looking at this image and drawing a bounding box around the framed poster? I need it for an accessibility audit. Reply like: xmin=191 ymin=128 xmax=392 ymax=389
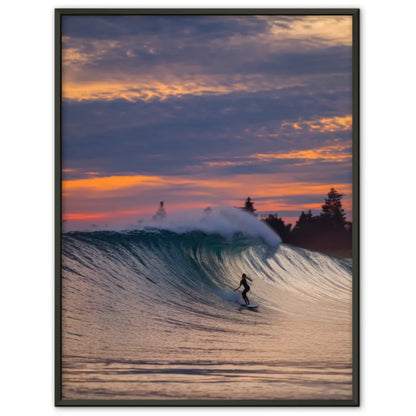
xmin=55 ymin=9 xmax=359 ymax=406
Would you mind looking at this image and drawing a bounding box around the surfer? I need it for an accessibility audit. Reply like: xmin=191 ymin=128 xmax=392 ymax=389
xmin=234 ymin=273 xmax=252 ymax=305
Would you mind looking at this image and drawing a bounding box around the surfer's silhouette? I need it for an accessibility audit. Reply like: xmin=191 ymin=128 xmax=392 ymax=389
xmin=234 ymin=273 xmax=252 ymax=305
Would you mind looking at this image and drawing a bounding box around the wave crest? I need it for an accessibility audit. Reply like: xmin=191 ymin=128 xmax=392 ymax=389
xmin=135 ymin=206 xmax=281 ymax=248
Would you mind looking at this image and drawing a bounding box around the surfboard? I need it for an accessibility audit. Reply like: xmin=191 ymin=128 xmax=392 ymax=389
xmin=240 ymin=304 xmax=258 ymax=309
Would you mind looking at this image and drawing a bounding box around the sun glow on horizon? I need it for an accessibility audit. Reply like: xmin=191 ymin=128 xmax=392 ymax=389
xmin=62 ymin=171 xmax=352 ymax=230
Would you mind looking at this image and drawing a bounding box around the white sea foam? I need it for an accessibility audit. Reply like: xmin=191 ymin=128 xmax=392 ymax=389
xmin=136 ymin=206 xmax=282 ymax=248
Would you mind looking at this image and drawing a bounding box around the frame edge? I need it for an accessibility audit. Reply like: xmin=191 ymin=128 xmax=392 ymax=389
xmin=54 ymin=8 xmax=63 ymax=406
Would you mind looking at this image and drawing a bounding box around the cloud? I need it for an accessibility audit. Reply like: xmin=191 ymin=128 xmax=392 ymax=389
xmin=253 ymin=143 xmax=352 ymax=163
xmin=62 ymin=174 xmax=243 ymax=202
xmin=62 ymin=15 xmax=352 ymax=49
xmin=282 ymin=115 xmax=352 ymax=133
xmin=264 ymin=15 xmax=352 ymax=47
xmin=61 ymin=88 xmax=352 ymax=175
xmin=202 ymin=140 xmax=352 ymax=172
xmin=62 ymin=15 xmax=269 ymax=41
xmin=63 ymin=174 xmax=165 ymax=192
xmin=62 ymin=15 xmax=352 ymax=103
xmin=62 ymin=75 xmax=304 ymax=103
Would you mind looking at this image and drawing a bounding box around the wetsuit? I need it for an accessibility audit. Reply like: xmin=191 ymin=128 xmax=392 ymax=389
xmin=241 ymin=278 xmax=250 ymax=304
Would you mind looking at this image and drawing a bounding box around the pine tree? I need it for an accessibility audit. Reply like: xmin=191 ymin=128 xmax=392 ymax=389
xmin=320 ymin=188 xmax=346 ymax=227
xmin=294 ymin=210 xmax=313 ymax=230
xmin=263 ymin=214 xmax=292 ymax=242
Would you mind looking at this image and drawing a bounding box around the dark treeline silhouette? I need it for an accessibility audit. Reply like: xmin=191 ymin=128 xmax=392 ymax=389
xmin=263 ymin=213 xmax=293 ymax=242
xmin=241 ymin=188 xmax=352 ymax=257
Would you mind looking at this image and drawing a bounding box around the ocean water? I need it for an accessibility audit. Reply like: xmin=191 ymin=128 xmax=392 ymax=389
xmin=61 ymin=209 xmax=352 ymax=401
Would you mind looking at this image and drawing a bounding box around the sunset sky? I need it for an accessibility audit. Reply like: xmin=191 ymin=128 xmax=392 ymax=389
xmin=61 ymin=14 xmax=353 ymax=230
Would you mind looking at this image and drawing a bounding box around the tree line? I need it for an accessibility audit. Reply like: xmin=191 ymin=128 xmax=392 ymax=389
xmin=241 ymin=189 xmax=352 ymax=257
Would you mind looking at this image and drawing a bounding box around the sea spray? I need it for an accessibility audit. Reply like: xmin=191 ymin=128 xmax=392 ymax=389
xmin=134 ymin=206 xmax=282 ymax=248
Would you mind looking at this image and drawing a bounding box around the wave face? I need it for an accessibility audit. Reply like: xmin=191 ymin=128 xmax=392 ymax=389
xmin=61 ymin=224 xmax=353 ymax=401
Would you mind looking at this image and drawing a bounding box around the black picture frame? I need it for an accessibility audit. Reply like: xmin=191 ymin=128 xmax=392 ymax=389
xmin=55 ymin=8 xmax=359 ymax=406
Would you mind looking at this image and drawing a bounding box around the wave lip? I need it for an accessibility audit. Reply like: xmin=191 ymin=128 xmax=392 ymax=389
xmin=135 ymin=206 xmax=282 ymax=248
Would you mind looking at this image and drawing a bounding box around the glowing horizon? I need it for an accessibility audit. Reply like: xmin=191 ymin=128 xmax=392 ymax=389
xmin=62 ymin=171 xmax=352 ymax=230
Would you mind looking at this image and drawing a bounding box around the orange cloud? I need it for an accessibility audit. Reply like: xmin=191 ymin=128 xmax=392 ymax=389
xmin=62 ymin=174 xmax=242 ymax=197
xmin=254 ymin=144 xmax=351 ymax=163
xmin=63 ymin=175 xmax=165 ymax=192
xmin=205 ymin=142 xmax=352 ymax=167
xmin=62 ymin=76 xmax=302 ymax=102
xmin=267 ymin=16 xmax=352 ymax=47
xmin=62 ymin=48 xmax=91 ymax=66
xmin=64 ymin=213 xmax=110 ymax=220
xmin=62 ymin=38 xmax=119 ymax=66
xmin=62 ymin=79 xmax=231 ymax=102
xmin=282 ymin=115 xmax=352 ymax=133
